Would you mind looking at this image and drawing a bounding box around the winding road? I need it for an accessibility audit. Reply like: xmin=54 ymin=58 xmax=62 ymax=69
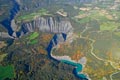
xmin=79 ymin=25 xmax=120 ymax=80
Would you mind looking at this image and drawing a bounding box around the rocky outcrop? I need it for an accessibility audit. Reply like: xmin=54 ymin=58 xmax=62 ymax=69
xmin=21 ymin=17 xmax=73 ymax=34
xmin=17 ymin=17 xmax=73 ymax=45
xmin=0 ymin=32 xmax=11 ymax=38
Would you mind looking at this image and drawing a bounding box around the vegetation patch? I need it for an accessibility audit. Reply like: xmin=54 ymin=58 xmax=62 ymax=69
xmin=16 ymin=8 xmax=52 ymax=23
xmin=100 ymin=22 xmax=119 ymax=31
xmin=72 ymin=9 xmax=114 ymax=24
xmin=27 ymin=32 xmax=39 ymax=40
xmin=0 ymin=65 xmax=15 ymax=80
xmin=26 ymin=32 xmax=39 ymax=45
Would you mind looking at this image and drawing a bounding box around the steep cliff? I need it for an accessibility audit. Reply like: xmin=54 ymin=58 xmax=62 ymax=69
xmin=17 ymin=16 xmax=73 ymax=44
xmin=21 ymin=17 xmax=73 ymax=34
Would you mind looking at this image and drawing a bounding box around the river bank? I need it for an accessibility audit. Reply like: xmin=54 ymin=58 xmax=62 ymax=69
xmin=47 ymin=34 xmax=89 ymax=80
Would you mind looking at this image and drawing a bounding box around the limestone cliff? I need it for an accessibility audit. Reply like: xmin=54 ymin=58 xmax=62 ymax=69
xmin=21 ymin=17 xmax=73 ymax=34
xmin=15 ymin=17 xmax=73 ymax=45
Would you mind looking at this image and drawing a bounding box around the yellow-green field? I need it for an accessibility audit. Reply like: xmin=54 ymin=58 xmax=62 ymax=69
xmin=17 ymin=8 xmax=52 ymax=23
xmin=100 ymin=22 xmax=119 ymax=31
xmin=0 ymin=54 xmax=7 ymax=62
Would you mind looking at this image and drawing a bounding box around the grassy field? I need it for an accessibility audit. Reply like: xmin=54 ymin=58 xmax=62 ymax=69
xmin=27 ymin=32 xmax=39 ymax=40
xmin=72 ymin=9 xmax=114 ymax=24
xmin=100 ymin=22 xmax=119 ymax=31
xmin=0 ymin=65 xmax=15 ymax=80
xmin=17 ymin=8 xmax=51 ymax=23
xmin=26 ymin=32 xmax=39 ymax=45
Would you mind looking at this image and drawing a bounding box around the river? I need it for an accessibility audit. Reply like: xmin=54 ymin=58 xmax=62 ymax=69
xmin=47 ymin=34 xmax=88 ymax=80
xmin=0 ymin=0 xmax=20 ymax=46
xmin=0 ymin=0 xmax=20 ymax=37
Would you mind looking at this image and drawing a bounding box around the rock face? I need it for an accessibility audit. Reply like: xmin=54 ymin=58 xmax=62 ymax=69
xmin=18 ymin=17 xmax=73 ymax=44
xmin=0 ymin=32 xmax=11 ymax=38
xmin=21 ymin=17 xmax=73 ymax=34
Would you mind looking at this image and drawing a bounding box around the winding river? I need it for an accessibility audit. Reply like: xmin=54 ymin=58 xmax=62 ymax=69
xmin=47 ymin=34 xmax=88 ymax=80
